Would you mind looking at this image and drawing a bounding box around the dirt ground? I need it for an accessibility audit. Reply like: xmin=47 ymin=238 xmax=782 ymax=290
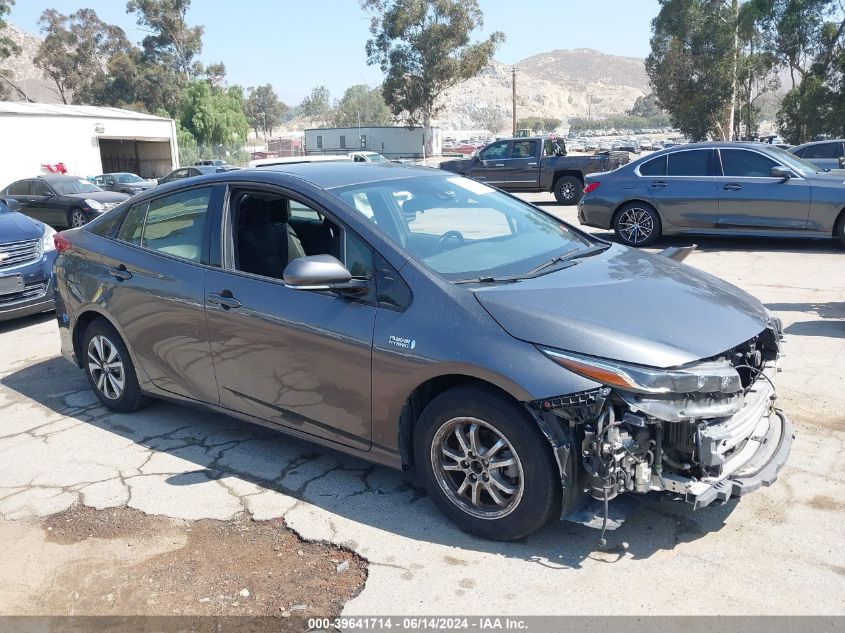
xmin=5 ymin=504 xmax=365 ymax=619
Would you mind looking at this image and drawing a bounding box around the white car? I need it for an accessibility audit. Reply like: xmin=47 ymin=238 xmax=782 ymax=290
xmin=348 ymin=151 xmax=390 ymax=164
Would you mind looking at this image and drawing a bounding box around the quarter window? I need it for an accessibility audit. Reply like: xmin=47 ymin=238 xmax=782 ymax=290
xmin=667 ymin=150 xmax=710 ymax=176
xmin=720 ymin=149 xmax=778 ymax=177
xmin=639 ymin=155 xmax=667 ymax=176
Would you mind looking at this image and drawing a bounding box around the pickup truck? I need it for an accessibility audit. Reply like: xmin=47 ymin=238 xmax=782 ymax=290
xmin=439 ymin=137 xmax=629 ymax=204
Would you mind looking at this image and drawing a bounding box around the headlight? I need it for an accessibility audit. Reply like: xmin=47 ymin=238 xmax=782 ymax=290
xmin=539 ymin=347 xmax=742 ymax=394
xmin=85 ymin=199 xmax=105 ymax=210
xmin=41 ymin=225 xmax=56 ymax=253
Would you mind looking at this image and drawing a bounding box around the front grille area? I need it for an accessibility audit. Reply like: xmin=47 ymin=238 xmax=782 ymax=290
xmin=0 ymin=281 xmax=47 ymax=306
xmin=0 ymin=239 xmax=41 ymax=269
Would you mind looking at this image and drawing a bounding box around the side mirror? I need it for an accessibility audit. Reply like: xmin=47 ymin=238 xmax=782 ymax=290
xmin=838 ymin=157 xmax=845 ymax=170
xmin=283 ymin=254 xmax=368 ymax=294
xmin=770 ymin=165 xmax=792 ymax=180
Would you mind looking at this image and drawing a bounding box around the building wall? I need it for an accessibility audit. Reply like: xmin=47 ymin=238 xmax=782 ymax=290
xmin=304 ymin=127 xmax=442 ymax=158
xmin=0 ymin=112 xmax=178 ymax=187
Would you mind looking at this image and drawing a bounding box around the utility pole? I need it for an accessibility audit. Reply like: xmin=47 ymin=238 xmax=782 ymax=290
xmin=512 ymin=66 xmax=517 ymax=136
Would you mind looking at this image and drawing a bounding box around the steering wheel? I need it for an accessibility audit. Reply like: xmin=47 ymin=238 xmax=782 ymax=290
xmin=433 ymin=230 xmax=465 ymax=252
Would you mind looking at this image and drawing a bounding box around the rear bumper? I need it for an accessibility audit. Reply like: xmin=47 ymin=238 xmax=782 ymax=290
xmin=577 ymin=201 xmax=613 ymax=229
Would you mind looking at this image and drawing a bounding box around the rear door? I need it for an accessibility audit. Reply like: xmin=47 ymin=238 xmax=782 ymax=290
xmin=102 ymin=185 xmax=221 ymax=403
xmin=641 ymin=149 xmax=719 ymax=228
xmin=503 ymin=139 xmax=541 ymax=190
xmin=469 ymin=140 xmax=511 ymax=187
xmin=3 ymin=181 xmax=42 ymax=221
xmin=716 ymin=148 xmax=811 ymax=230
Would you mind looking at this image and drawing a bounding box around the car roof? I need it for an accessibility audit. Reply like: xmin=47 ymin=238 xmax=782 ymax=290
xmin=245 ymin=161 xmax=440 ymax=190
xmin=35 ymin=174 xmax=87 ymax=182
xmin=791 ymin=139 xmax=845 ymax=149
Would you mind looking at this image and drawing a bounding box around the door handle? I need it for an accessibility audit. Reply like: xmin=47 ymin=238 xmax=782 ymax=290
xmin=208 ymin=290 xmax=242 ymax=309
xmin=650 ymin=181 xmax=668 ymax=188
xmin=528 ymin=162 xmax=538 ymax=166
xmin=494 ymin=164 xmax=505 ymax=167
xmin=109 ymin=265 xmax=132 ymax=281
xmin=723 ymin=183 xmax=742 ymax=191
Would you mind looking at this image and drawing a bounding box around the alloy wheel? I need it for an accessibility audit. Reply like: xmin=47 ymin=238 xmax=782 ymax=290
xmin=559 ymin=181 xmax=576 ymax=200
xmin=70 ymin=210 xmax=88 ymax=228
xmin=430 ymin=417 xmax=525 ymax=520
xmin=617 ymin=207 xmax=655 ymax=244
xmin=87 ymin=335 xmax=125 ymax=400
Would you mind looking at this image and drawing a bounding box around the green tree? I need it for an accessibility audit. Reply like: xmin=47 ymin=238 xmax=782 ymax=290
xmin=333 ymin=84 xmax=392 ymax=127
xmin=362 ymin=0 xmax=504 ymax=154
xmin=34 ymin=9 xmax=130 ymax=105
xmin=244 ymin=84 xmax=287 ymax=139
xmin=0 ymin=0 xmax=21 ymax=99
xmin=516 ymin=116 xmax=561 ymax=134
xmin=179 ymin=80 xmax=249 ymax=148
xmin=127 ymin=0 xmax=203 ymax=77
xmin=628 ymin=93 xmax=663 ymax=118
xmin=471 ymin=105 xmax=506 ymax=133
xmin=647 ymin=0 xmax=744 ymax=140
xmin=299 ymin=85 xmax=333 ymax=126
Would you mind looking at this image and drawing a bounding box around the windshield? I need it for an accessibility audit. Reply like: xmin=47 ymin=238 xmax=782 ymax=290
xmin=116 ymin=173 xmax=144 ymax=183
xmin=53 ymin=179 xmax=102 ymax=195
xmin=369 ymin=154 xmax=389 ymax=163
xmin=333 ymin=175 xmax=594 ymax=281
xmin=767 ymin=146 xmax=823 ymax=177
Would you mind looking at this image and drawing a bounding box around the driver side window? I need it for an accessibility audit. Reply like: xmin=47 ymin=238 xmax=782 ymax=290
xmin=480 ymin=141 xmax=509 ymax=161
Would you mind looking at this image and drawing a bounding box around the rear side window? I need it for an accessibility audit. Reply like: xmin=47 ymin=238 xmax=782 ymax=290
xmin=7 ymin=181 xmax=30 ymax=196
xmin=668 ymin=150 xmax=710 ymax=176
xmin=512 ymin=140 xmax=537 ymax=159
xmin=141 ymin=188 xmax=212 ymax=262
xmin=639 ymin=155 xmax=667 ymax=176
xmin=802 ymin=142 xmax=842 ymax=159
xmin=720 ymin=149 xmax=777 ymax=177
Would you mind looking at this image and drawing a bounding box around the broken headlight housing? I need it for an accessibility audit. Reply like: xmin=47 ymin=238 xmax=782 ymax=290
xmin=539 ymin=348 xmax=742 ymax=395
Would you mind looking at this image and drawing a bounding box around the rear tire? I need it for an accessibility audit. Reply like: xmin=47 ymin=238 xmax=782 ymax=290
xmin=835 ymin=212 xmax=845 ymax=247
xmin=414 ymin=385 xmax=559 ymax=541
xmin=68 ymin=207 xmax=88 ymax=228
xmin=613 ymin=202 xmax=661 ymax=247
xmin=553 ymin=175 xmax=583 ymax=205
xmin=82 ymin=319 xmax=151 ymax=413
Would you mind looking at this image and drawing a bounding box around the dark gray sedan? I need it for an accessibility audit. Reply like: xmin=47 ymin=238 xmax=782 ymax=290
xmin=52 ymin=163 xmax=791 ymax=540
xmin=578 ymin=142 xmax=845 ymax=247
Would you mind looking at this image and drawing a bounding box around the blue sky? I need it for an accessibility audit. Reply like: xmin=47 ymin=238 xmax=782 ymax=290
xmin=8 ymin=0 xmax=660 ymax=104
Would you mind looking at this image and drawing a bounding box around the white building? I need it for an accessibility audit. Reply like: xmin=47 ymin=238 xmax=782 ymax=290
xmin=304 ymin=126 xmax=442 ymax=159
xmin=0 ymin=102 xmax=179 ymax=186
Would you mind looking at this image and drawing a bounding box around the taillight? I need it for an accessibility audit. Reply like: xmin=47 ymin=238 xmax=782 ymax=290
xmin=54 ymin=232 xmax=71 ymax=253
xmin=584 ymin=182 xmax=601 ymax=194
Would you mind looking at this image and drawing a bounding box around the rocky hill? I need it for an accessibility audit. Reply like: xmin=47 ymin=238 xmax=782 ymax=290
xmin=437 ymin=49 xmax=651 ymax=130
xmin=0 ymin=25 xmax=58 ymax=103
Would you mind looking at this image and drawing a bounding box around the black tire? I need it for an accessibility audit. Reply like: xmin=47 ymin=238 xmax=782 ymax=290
xmin=612 ymin=202 xmax=662 ymax=247
xmin=82 ymin=319 xmax=151 ymax=413
xmin=835 ymin=212 xmax=845 ymax=247
xmin=414 ymin=384 xmax=559 ymax=541
xmin=553 ymin=175 xmax=583 ymax=205
xmin=68 ymin=207 xmax=89 ymax=229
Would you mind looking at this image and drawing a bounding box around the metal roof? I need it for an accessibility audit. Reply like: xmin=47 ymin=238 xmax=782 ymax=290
xmin=0 ymin=102 xmax=171 ymax=121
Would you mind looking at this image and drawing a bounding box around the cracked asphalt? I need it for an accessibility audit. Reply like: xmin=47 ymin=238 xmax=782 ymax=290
xmin=1 ymin=196 xmax=844 ymax=616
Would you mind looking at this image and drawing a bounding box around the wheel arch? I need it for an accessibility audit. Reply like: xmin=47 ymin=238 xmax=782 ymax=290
xmin=552 ymin=170 xmax=585 ymax=185
xmin=833 ymin=206 xmax=845 ymax=238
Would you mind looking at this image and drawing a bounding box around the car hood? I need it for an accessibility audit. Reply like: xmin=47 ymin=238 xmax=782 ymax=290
xmin=0 ymin=209 xmax=43 ymax=242
xmin=472 ymin=245 xmax=770 ymax=368
xmin=66 ymin=191 xmax=130 ymax=203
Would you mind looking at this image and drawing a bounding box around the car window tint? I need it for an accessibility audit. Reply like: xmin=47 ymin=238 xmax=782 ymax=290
xmin=88 ymin=206 xmax=128 ymax=238
xmin=668 ymin=150 xmax=710 ymax=176
xmin=802 ymin=143 xmax=839 ymax=159
xmin=31 ymin=181 xmax=51 ymax=196
xmin=512 ymin=141 xmax=537 ymax=159
xmin=345 ymin=229 xmax=374 ymax=278
xmin=720 ymin=149 xmax=778 ymax=177
xmin=141 ymin=188 xmax=211 ymax=262
xmin=117 ymin=201 xmax=148 ymax=246
xmin=8 ymin=181 xmax=30 ymax=196
xmin=289 ymin=200 xmax=323 ymax=221
xmin=639 ymin=155 xmax=667 ymax=176
xmin=480 ymin=141 xmax=509 ymax=161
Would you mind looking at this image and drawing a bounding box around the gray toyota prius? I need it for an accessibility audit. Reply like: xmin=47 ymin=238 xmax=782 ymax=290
xmin=53 ymin=163 xmax=792 ymax=540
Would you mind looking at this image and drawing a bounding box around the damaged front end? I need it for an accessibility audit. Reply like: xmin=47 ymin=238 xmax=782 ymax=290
xmin=531 ymin=319 xmax=794 ymax=532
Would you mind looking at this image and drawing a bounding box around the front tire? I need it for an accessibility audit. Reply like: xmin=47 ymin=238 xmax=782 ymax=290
xmin=613 ymin=202 xmax=661 ymax=247
xmin=68 ymin=207 xmax=88 ymax=228
xmin=835 ymin=212 xmax=845 ymax=247
xmin=553 ymin=175 xmax=583 ymax=205
xmin=82 ymin=319 xmax=151 ymax=412
xmin=414 ymin=385 xmax=559 ymax=540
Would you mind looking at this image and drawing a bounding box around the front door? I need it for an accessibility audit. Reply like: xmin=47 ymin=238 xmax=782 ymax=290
xmin=204 ymin=186 xmax=376 ymax=449
xmin=103 ymin=185 xmax=220 ymax=403
xmin=716 ymin=148 xmax=811 ymax=230
xmin=29 ymin=180 xmax=65 ymax=226
xmin=644 ymin=149 xmax=719 ymax=228
xmin=469 ymin=140 xmax=511 ymax=187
